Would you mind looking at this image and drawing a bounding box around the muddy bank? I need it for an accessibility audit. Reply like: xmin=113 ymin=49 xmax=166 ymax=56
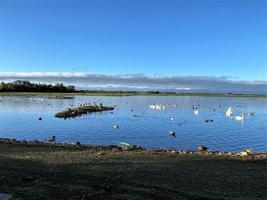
xmin=54 ymin=104 xmax=114 ymax=118
xmin=0 ymin=138 xmax=266 ymax=159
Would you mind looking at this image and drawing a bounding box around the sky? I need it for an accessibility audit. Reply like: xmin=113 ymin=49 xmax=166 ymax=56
xmin=0 ymin=0 xmax=267 ymax=92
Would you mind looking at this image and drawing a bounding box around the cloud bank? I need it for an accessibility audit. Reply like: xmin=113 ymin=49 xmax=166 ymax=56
xmin=0 ymin=72 xmax=267 ymax=93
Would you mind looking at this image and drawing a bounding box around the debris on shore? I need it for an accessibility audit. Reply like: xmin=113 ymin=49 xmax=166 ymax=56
xmin=48 ymin=96 xmax=74 ymax=99
xmin=54 ymin=103 xmax=114 ymax=118
xmin=1 ymin=138 xmax=266 ymax=159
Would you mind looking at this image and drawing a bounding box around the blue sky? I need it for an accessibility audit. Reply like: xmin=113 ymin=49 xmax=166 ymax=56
xmin=0 ymin=0 xmax=267 ymax=92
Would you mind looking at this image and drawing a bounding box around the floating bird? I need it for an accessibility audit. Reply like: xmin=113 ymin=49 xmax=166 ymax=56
xmin=113 ymin=125 xmax=119 ymax=129
xmin=169 ymin=131 xmax=176 ymax=137
xmin=226 ymin=107 xmax=233 ymax=117
xmin=235 ymin=112 xmax=244 ymax=121
xmin=248 ymin=112 xmax=254 ymax=116
xmin=150 ymin=103 xmax=165 ymax=110
xmin=205 ymin=119 xmax=213 ymax=123
xmin=170 ymin=117 xmax=175 ymax=121
xmin=194 ymin=109 xmax=199 ymax=115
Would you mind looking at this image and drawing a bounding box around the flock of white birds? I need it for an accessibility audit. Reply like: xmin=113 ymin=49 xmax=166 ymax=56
xmin=147 ymin=103 xmax=255 ymax=137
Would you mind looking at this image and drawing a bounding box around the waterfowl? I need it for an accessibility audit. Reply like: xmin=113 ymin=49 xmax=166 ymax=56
xmin=170 ymin=117 xmax=175 ymax=121
xmin=248 ymin=112 xmax=254 ymax=116
xmin=113 ymin=125 xmax=119 ymax=129
xmin=194 ymin=109 xmax=199 ymax=115
xmin=225 ymin=107 xmax=233 ymax=117
xmin=235 ymin=112 xmax=244 ymax=121
xmin=205 ymin=119 xmax=213 ymax=123
xmin=169 ymin=131 xmax=176 ymax=137
xmin=150 ymin=103 xmax=165 ymax=110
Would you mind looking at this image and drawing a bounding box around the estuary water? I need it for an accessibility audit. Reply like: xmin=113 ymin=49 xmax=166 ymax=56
xmin=0 ymin=95 xmax=266 ymax=152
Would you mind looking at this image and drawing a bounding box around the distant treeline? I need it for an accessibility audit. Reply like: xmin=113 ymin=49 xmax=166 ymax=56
xmin=0 ymin=80 xmax=76 ymax=92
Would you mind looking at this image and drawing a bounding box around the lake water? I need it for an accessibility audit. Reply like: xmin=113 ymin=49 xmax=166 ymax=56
xmin=0 ymin=95 xmax=267 ymax=152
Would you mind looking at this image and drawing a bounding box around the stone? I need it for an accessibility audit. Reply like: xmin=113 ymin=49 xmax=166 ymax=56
xmin=0 ymin=193 xmax=11 ymax=200
xmin=198 ymin=145 xmax=208 ymax=151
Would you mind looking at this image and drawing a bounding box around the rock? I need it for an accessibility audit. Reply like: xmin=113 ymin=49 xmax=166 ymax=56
xmin=22 ymin=140 xmax=28 ymax=144
xmin=22 ymin=175 xmax=35 ymax=181
xmin=170 ymin=150 xmax=177 ymax=154
xmin=0 ymin=193 xmax=11 ymax=200
xmin=74 ymin=141 xmax=81 ymax=146
xmin=32 ymin=140 xmax=40 ymax=144
xmin=198 ymin=145 xmax=208 ymax=151
xmin=11 ymin=138 xmax=16 ymax=143
xmin=240 ymin=151 xmax=249 ymax=157
xmin=97 ymin=152 xmax=105 ymax=156
xmin=48 ymin=136 xmax=56 ymax=142
xmin=240 ymin=149 xmax=253 ymax=157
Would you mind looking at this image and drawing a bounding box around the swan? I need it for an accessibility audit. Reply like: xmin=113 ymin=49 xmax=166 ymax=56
xmin=235 ymin=112 xmax=244 ymax=121
xmin=150 ymin=103 xmax=165 ymax=110
xmin=150 ymin=104 xmax=156 ymax=109
xmin=226 ymin=107 xmax=233 ymax=117
xmin=194 ymin=109 xmax=199 ymax=115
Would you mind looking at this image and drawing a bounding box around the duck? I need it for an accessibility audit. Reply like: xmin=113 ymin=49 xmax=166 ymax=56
xmin=169 ymin=131 xmax=176 ymax=137
xmin=194 ymin=109 xmax=199 ymax=115
xmin=113 ymin=124 xmax=119 ymax=129
xmin=248 ymin=112 xmax=254 ymax=116
xmin=170 ymin=117 xmax=175 ymax=121
xmin=235 ymin=112 xmax=244 ymax=121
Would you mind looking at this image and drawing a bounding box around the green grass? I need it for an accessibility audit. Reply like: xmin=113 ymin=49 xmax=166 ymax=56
xmin=0 ymin=143 xmax=267 ymax=200
xmin=1 ymin=91 xmax=267 ymax=98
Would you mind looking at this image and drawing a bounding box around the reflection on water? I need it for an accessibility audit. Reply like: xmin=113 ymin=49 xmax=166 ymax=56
xmin=0 ymin=95 xmax=267 ymax=152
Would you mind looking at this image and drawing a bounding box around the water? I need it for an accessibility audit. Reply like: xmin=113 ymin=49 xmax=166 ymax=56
xmin=0 ymin=95 xmax=267 ymax=152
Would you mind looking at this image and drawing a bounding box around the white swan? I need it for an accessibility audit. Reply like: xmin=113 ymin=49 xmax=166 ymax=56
xmin=194 ymin=109 xmax=199 ymax=115
xmin=150 ymin=104 xmax=156 ymax=109
xmin=150 ymin=103 xmax=165 ymax=110
xmin=235 ymin=112 xmax=244 ymax=121
xmin=226 ymin=107 xmax=233 ymax=117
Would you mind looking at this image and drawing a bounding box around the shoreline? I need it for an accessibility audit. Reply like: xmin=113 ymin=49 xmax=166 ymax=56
xmin=1 ymin=138 xmax=266 ymax=159
xmin=1 ymin=91 xmax=267 ymax=98
xmin=1 ymin=138 xmax=267 ymax=199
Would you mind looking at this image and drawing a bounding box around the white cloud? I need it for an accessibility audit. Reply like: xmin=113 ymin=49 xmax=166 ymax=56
xmin=0 ymin=72 xmax=266 ymax=93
